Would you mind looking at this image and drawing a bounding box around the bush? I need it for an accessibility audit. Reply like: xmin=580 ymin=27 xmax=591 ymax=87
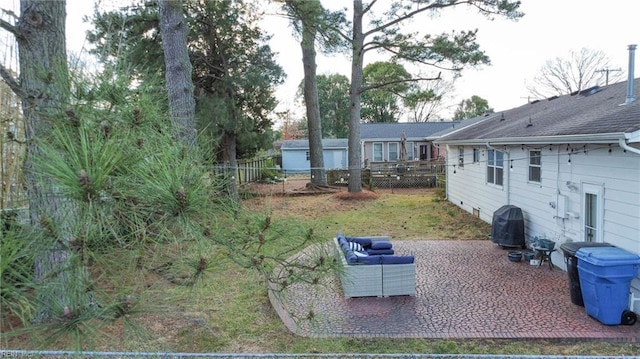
xmin=260 ymin=158 xmax=282 ymax=181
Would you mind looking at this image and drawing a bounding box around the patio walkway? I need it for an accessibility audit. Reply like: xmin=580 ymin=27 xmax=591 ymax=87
xmin=270 ymin=240 xmax=640 ymax=341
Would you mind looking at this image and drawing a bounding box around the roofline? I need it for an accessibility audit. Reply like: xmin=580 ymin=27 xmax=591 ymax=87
xmin=281 ymin=146 xmax=347 ymax=150
xmin=363 ymin=137 xmax=427 ymax=142
xmin=626 ymin=128 xmax=640 ymax=143
xmin=434 ymin=132 xmax=628 ymax=146
xmin=432 ymin=115 xmax=496 ymax=139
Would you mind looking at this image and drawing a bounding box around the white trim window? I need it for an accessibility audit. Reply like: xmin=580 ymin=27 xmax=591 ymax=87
xmin=583 ymin=183 xmax=604 ymax=243
xmin=487 ymin=149 xmax=504 ymax=186
xmin=373 ymin=142 xmax=383 ymax=161
xmin=407 ymin=142 xmax=415 ymax=160
xmin=472 ymin=148 xmax=480 ymax=163
xmin=528 ymin=150 xmax=541 ymax=183
xmin=389 ymin=142 xmax=399 ymax=161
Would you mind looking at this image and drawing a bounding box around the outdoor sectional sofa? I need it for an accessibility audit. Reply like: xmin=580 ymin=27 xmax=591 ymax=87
xmin=334 ymin=232 xmax=416 ymax=298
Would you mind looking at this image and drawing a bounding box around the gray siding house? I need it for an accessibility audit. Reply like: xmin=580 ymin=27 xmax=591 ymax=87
xmin=360 ymin=122 xmax=458 ymax=165
xmin=435 ymin=77 xmax=640 ymax=315
xmin=280 ymin=122 xmax=461 ymax=173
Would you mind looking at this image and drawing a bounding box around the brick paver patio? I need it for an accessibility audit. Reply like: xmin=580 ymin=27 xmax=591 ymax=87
xmin=270 ymin=240 xmax=640 ymax=341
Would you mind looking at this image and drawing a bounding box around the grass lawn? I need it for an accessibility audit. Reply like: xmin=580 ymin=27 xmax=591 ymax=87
xmin=3 ymin=187 xmax=639 ymax=355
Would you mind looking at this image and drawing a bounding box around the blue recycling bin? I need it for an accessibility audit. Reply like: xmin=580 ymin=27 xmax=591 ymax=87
xmin=576 ymin=246 xmax=640 ymax=325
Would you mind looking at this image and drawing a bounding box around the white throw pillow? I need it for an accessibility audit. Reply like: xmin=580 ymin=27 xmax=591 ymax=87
xmin=348 ymin=241 xmax=363 ymax=252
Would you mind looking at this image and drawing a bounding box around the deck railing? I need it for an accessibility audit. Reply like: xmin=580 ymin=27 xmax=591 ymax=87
xmin=327 ymin=160 xmax=446 ymax=188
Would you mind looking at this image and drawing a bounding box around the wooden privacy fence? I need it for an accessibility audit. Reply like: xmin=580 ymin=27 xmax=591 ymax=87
xmin=212 ymin=156 xmax=281 ymax=185
xmin=327 ymin=160 xmax=446 ymax=188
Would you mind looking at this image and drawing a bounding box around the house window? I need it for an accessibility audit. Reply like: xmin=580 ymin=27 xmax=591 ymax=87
xmin=305 ymin=151 xmax=310 ymax=161
xmin=373 ymin=142 xmax=383 ymax=161
xmin=583 ymin=184 xmax=604 ymax=242
xmin=473 ymin=148 xmax=480 ymax=163
xmin=389 ymin=142 xmax=399 ymax=161
xmin=529 ymin=150 xmax=541 ymax=182
xmin=487 ymin=149 xmax=504 ymax=186
xmin=458 ymin=146 xmax=464 ymax=167
xmin=406 ymin=142 xmax=415 ymax=160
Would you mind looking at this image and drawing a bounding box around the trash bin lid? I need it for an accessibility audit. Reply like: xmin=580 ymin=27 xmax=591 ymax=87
xmin=560 ymin=241 xmax=613 ymax=256
xmin=576 ymin=246 xmax=640 ymax=266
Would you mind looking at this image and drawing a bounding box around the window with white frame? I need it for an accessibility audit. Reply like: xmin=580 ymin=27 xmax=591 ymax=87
xmin=458 ymin=146 xmax=464 ymax=167
xmin=473 ymin=148 xmax=480 ymax=163
xmin=407 ymin=142 xmax=415 ymax=160
xmin=487 ymin=149 xmax=504 ymax=186
xmin=389 ymin=142 xmax=399 ymax=161
xmin=529 ymin=150 xmax=541 ymax=183
xmin=373 ymin=142 xmax=383 ymax=161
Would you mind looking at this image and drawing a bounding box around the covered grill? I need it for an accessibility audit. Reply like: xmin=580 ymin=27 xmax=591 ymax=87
xmin=491 ymin=205 xmax=525 ymax=248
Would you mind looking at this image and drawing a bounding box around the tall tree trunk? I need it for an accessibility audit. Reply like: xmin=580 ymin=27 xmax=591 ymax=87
xmin=158 ymin=0 xmax=197 ymax=149
xmin=16 ymin=0 xmax=91 ymax=322
xmin=347 ymin=0 xmax=364 ymax=193
xmin=221 ymin=131 xmax=239 ymax=200
xmin=300 ymin=13 xmax=326 ymax=186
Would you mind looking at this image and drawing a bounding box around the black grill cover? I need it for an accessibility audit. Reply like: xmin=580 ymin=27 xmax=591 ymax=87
xmin=491 ymin=205 xmax=525 ymax=247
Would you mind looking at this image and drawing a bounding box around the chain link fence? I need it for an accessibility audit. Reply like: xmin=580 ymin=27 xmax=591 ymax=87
xmin=1 ymin=351 xmax=636 ymax=359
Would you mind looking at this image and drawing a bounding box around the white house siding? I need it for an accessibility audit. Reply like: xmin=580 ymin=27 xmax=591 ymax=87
xmin=444 ymin=145 xmax=507 ymax=224
xmin=447 ymin=144 xmax=640 ymax=258
xmin=446 ymin=143 xmax=640 ymax=314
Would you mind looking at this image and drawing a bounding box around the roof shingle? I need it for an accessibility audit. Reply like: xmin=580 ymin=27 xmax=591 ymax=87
xmin=437 ymin=79 xmax=640 ymax=143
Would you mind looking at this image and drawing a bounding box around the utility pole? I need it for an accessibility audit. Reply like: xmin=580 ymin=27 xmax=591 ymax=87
xmin=597 ymin=68 xmax=621 ymax=86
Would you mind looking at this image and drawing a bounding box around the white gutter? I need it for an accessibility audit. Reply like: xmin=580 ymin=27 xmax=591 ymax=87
xmin=485 ymin=142 xmax=510 ymax=154
xmin=619 ymin=138 xmax=640 ymax=155
xmin=437 ymin=133 xmax=628 ymax=146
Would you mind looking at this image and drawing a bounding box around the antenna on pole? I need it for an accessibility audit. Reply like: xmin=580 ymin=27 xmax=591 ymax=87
xmin=596 ymin=68 xmax=622 ymax=86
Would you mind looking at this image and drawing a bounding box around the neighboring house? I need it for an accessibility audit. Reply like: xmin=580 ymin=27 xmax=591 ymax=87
xmin=360 ymin=122 xmax=459 ymax=165
xmin=280 ymin=139 xmax=348 ymax=173
xmin=280 ymin=122 xmax=462 ymax=173
xmin=435 ymin=76 xmax=640 ymax=315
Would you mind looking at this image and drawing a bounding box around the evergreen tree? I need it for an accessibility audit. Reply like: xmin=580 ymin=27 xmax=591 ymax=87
xmin=342 ymin=0 xmax=522 ymax=193
xmin=453 ymin=95 xmax=490 ymax=120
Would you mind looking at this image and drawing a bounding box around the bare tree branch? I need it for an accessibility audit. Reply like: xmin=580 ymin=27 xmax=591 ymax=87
xmin=0 ymin=16 xmax=25 ymax=40
xmin=364 ymin=1 xmax=466 ymax=38
xmin=0 ymin=63 xmax=25 ymax=100
xmin=526 ymin=48 xmax=621 ymax=99
xmin=360 ymin=73 xmax=441 ymax=94
xmin=363 ymin=40 xmax=462 ymax=71
xmin=362 ymin=0 xmax=377 ymax=15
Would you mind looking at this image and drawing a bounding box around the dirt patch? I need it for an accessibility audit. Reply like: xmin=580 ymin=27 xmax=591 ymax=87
xmin=243 ymin=174 xmax=423 ymax=198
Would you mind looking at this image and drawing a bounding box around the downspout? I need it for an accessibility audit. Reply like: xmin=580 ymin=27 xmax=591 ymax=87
xmin=619 ymin=138 xmax=640 ymax=155
xmin=487 ymin=142 xmax=511 ymax=205
xmin=444 ymin=144 xmax=449 ymax=201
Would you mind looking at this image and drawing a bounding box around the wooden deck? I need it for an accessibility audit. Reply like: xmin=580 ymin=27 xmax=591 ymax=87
xmin=328 ymin=160 xmax=445 ymax=188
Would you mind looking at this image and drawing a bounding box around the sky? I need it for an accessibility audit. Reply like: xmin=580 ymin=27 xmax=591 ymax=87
xmin=40 ymin=0 xmax=640 ymax=122
xmin=259 ymin=0 xmax=640 ymax=120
